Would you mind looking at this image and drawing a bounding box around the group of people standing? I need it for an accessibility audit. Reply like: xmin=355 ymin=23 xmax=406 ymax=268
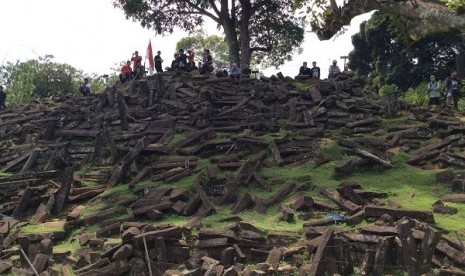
xmin=428 ymin=71 xmax=462 ymax=109
xmin=118 ymin=48 xmax=216 ymax=84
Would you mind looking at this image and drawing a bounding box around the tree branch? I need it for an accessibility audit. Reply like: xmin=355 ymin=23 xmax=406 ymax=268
xmin=208 ymin=0 xmax=221 ymax=16
xmin=178 ymin=0 xmax=220 ymax=23
xmin=250 ymin=46 xmax=272 ymax=53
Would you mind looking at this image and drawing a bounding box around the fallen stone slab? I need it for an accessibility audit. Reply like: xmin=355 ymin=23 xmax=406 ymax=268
xmin=320 ymin=188 xmax=361 ymax=214
xmin=308 ymin=229 xmax=335 ymax=276
xmin=440 ymin=194 xmax=465 ymax=203
xmin=0 ymin=259 xmax=12 ymax=274
xmin=406 ymin=149 xmax=441 ymax=166
xmin=266 ymin=182 xmax=296 ymax=207
xmin=133 ymin=226 xmax=183 ymax=245
xmin=364 ymin=205 xmax=435 ymax=223
xmin=353 ymin=149 xmax=392 ymax=168
xmin=231 ymin=193 xmax=253 ymax=214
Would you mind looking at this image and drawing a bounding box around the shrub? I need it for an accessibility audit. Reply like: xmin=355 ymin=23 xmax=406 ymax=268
xmin=403 ymin=82 xmax=430 ymax=106
xmin=379 ymin=84 xmax=398 ymax=98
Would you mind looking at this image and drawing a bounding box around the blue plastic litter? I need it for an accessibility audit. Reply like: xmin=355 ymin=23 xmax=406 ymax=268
xmin=326 ymin=214 xmax=345 ymax=221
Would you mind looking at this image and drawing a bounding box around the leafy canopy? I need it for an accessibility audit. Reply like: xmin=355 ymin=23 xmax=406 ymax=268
xmin=348 ymin=12 xmax=464 ymax=92
xmin=114 ymin=0 xmax=305 ymax=67
xmin=0 ymin=55 xmax=116 ymax=106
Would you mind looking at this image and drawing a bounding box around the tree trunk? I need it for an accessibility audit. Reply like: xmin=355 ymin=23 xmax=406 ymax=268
xmin=223 ymin=22 xmax=240 ymax=66
xmin=219 ymin=0 xmax=240 ymax=67
xmin=457 ymin=40 xmax=465 ymax=80
xmin=239 ymin=0 xmax=252 ymax=69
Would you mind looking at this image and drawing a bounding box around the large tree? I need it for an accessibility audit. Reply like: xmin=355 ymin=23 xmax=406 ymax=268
xmin=295 ymin=0 xmax=465 ymax=41
xmin=348 ymin=12 xmax=464 ymax=92
xmin=113 ymin=0 xmax=305 ymax=69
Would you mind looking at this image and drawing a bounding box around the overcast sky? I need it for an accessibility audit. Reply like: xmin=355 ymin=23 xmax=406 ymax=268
xmin=0 ymin=0 xmax=372 ymax=78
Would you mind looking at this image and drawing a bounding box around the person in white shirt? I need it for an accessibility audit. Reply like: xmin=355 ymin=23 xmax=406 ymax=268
xmin=328 ymin=60 xmax=341 ymax=79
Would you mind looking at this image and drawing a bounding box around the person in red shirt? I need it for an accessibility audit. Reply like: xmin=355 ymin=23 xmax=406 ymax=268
xmin=131 ymin=51 xmax=144 ymax=79
xmin=119 ymin=61 xmax=132 ymax=83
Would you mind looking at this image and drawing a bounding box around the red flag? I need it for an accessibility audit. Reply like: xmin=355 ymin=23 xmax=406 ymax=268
xmin=145 ymin=39 xmax=155 ymax=75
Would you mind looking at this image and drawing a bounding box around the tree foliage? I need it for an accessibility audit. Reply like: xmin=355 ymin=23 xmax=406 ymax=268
xmin=0 ymin=55 xmax=114 ymax=106
xmin=295 ymin=0 xmax=465 ymax=41
xmin=113 ymin=0 xmax=305 ymax=68
xmin=348 ymin=12 xmax=464 ymax=92
xmin=0 ymin=55 xmax=82 ymax=105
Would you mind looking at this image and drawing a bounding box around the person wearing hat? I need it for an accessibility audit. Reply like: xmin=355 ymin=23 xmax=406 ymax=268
xmin=328 ymin=59 xmax=341 ymax=79
xmin=0 ymin=86 xmax=6 ymax=109
xmin=428 ymin=75 xmax=440 ymax=106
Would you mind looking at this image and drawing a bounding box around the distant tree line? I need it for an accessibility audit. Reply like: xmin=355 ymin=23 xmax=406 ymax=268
xmin=0 ymin=55 xmax=117 ymax=106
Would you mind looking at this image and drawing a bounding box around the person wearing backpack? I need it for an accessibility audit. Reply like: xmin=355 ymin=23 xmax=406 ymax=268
xmin=444 ymin=71 xmax=461 ymax=109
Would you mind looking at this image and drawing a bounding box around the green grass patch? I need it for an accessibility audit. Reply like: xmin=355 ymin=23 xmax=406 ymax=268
xmin=19 ymin=222 xmax=64 ymax=234
xmin=239 ymin=205 xmax=305 ymax=233
xmin=169 ymin=133 xmax=186 ymax=147
xmin=99 ymin=184 xmax=133 ymax=199
xmin=155 ymin=214 xmax=190 ymax=227
xmin=379 ymin=115 xmax=411 ymax=129
xmin=344 ymin=153 xmax=465 ymax=230
xmin=53 ymin=239 xmax=81 ymax=254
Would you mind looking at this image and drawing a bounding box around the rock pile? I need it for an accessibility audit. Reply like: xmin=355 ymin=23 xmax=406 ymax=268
xmin=0 ymin=71 xmax=464 ymax=275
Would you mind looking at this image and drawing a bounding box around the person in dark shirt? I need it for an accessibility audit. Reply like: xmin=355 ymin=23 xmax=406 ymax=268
xmin=445 ymin=71 xmax=461 ymax=110
xmin=171 ymin=53 xmax=179 ymax=70
xmin=310 ymin=61 xmax=320 ymax=79
xmin=154 ymin=51 xmax=164 ymax=73
xmin=242 ymin=65 xmax=251 ymax=78
xmin=79 ymin=78 xmax=91 ymax=96
xmin=176 ymin=49 xmax=188 ymax=69
xmin=200 ymin=49 xmax=214 ymax=75
xmin=299 ymin=62 xmax=311 ymax=76
xmin=0 ymin=86 xmax=6 ymax=109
